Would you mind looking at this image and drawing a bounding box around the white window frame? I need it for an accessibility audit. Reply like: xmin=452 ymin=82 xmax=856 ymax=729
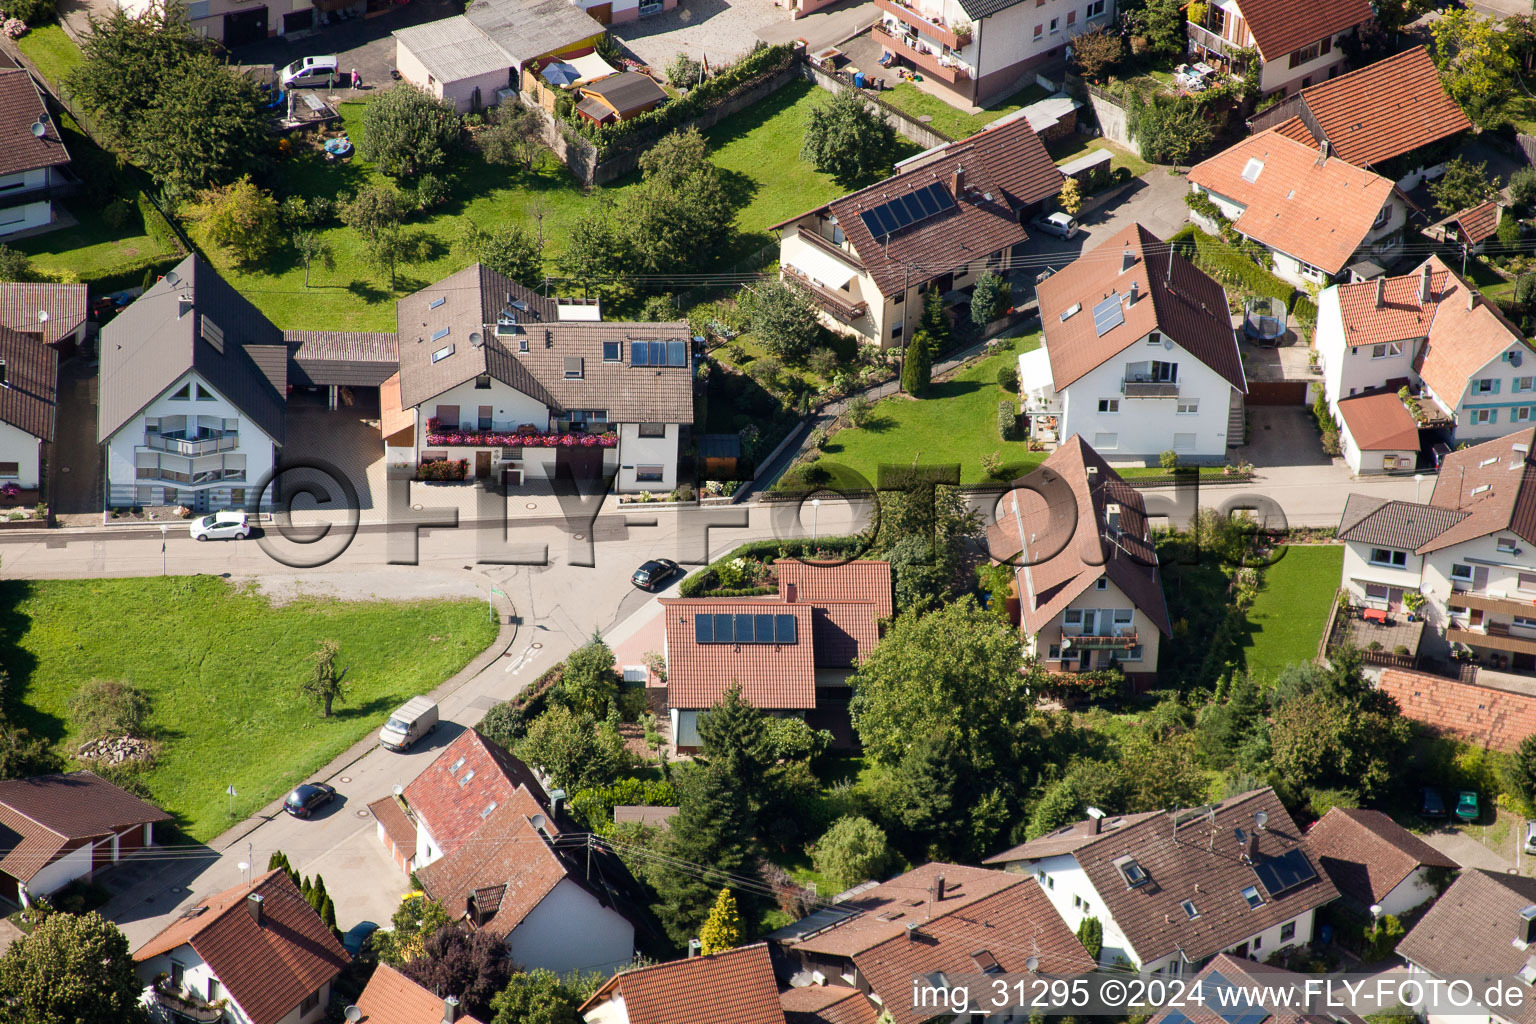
xmin=1098 ymin=398 xmax=1120 ymax=414
xmin=1369 ymin=548 xmax=1407 ymax=568
xmin=1176 ymin=399 xmax=1199 ymax=415
xmin=1451 ymin=563 xmax=1474 ymax=582
xmin=1371 ymin=342 xmax=1402 ymax=359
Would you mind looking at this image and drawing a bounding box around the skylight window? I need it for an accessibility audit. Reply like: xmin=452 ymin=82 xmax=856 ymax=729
xmin=458 ymin=769 xmax=475 ymax=788
xmin=429 ymin=297 xmax=446 ymax=310
xmin=450 ymin=756 xmax=466 ymax=773
xmin=1241 ymin=885 xmax=1263 ymax=909
xmin=1181 ymin=900 xmax=1200 ymax=919
xmin=1473 ymin=484 xmax=1492 ymax=496
xmin=432 ymin=343 xmax=454 ymax=363
xmin=1061 ymin=302 xmax=1082 ymax=322
xmin=481 ymin=801 xmax=498 ymax=819
xmin=432 ymin=327 xmax=450 ymax=341
xmin=1113 ymin=855 xmax=1149 ymax=889
xmin=1241 ymin=158 xmax=1264 ymax=183
xmin=1481 ymin=457 xmax=1499 ymax=467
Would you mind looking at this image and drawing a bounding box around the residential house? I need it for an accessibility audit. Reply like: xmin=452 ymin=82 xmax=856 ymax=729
xmin=393 ymin=264 xmax=693 ymax=493
xmin=1022 ymin=222 xmax=1246 ymax=460
xmin=393 ymin=0 xmax=606 ymax=114
xmin=580 ymin=943 xmax=786 ymax=1024
xmin=1397 ymin=868 xmax=1536 ymax=1024
xmin=0 ymin=324 xmax=56 ymax=492
xmin=134 ymin=870 xmax=349 ymax=1024
xmin=1187 ymin=128 xmax=1411 ymax=288
xmin=98 ymin=254 xmax=286 ymax=512
xmin=0 ymin=771 xmax=170 ymax=906
xmin=983 ymin=788 xmax=1339 ymax=973
xmin=1335 ymin=429 xmax=1536 ymax=671
xmin=779 ymin=985 xmax=881 ymax=1024
xmin=861 ymin=0 xmax=1114 ymax=107
xmin=767 ymin=863 xmax=1095 ymax=1024
xmin=0 ymin=281 xmax=88 ymax=353
xmin=354 ymin=963 xmax=487 ymax=1024
xmin=0 ymin=68 xmax=73 ymax=238
xmin=1253 ymin=45 xmax=1471 ymax=189
xmin=576 ymin=71 xmax=667 ymax=124
xmin=1376 ymin=666 xmax=1536 ymax=751
xmin=367 ymin=728 xmax=646 ymax=974
xmin=985 ymin=435 xmax=1172 ymax=685
xmin=1314 ymin=256 xmax=1534 ymax=452
xmin=1303 ymin=807 xmax=1458 ymax=917
xmin=1334 ymin=391 xmax=1421 ymax=476
xmin=1184 ymin=0 xmax=1373 ymax=98
xmin=658 ymin=559 xmax=892 ymax=751
xmin=1427 ymin=199 xmax=1503 ymax=256
xmin=773 ymin=116 xmax=1061 ymax=349
xmin=1148 ymin=955 xmax=1367 ymax=1024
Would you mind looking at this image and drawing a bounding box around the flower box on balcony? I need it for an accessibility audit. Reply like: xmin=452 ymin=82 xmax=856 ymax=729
xmin=425 ymin=430 xmax=619 ymax=448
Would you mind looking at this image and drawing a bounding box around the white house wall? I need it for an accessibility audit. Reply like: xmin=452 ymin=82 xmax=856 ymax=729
xmin=583 ymin=991 xmax=630 ymax=1024
xmin=1314 ymin=286 xmax=1422 ymax=416
xmin=616 ymin=422 xmax=679 ymax=493
xmin=0 ymin=198 xmax=52 ymax=238
xmin=0 ymin=418 xmax=41 ymax=489
xmin=1023 ymin=577 xmax=1164 ymax=673
xmin=1013 ymin=854 xmax=1140 ymax=969
xmin=417 ymin=376 xmax=549 ymax=435
xmin=25 ymin=843 xmax=91 ymax=899
xmin=138 ymin=947 xmax=261 ymax=1024
xmin=414 ymin=814 xmax=443 ymax=870
xmin=1340 ymin=540 xmax=1425 ymax=609
xmin=1379 ymin=867 xmax=1440 ymax=918
xmin=1434 ymin=351 xmax=1536 ymax=443
xmin=505 ymin=877 xmax=635 ymax=975
xmin=394 ymin=42 xmax=445 ymax=103
xmin=439 ymin=67 xmax=514 ymax=114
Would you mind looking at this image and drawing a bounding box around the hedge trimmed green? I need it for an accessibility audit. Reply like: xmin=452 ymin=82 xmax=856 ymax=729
xmin=677 ymin=534 xmax=872 ymax=597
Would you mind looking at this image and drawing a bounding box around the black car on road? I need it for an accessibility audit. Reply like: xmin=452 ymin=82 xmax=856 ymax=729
xmin=632 ymin=559 xmax=681 ymax=591
xmin=283 ymin=782 xmax=337 ymax=818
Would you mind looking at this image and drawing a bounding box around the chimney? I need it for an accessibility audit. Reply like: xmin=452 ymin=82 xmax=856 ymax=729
xmin=1520 ymin=905 xmax=1536 ymax=946
xmin=1375 ymin=277 xmax=1385 ymax=309
xmin=688 ymin=938 xmax=703 ymax=957
xmin=932 ymin=874 xmax=946 ymax=901
xmin=443 ymin=996 xmax=462 ymax=1024
xmin=467 ymin=893 xmax=481 ymax=927
xmin=1127 ymin=280 xmax=1139 ymax=306
xmin=549 ymin=789 xmax=566 ymax=819
xmin=1121 ymin=248 xmax=1135 ymax=273
xmin=1319 ymin=139 xmax=1330 ymax=162
xmin=1469 ymin=286 xmax=1476 ymax=313
xmin=247 ymin=892 xmax=264 ymax=928
xmin=952 ymin=165 xmax=965 ymax=198
xmin=1087 ymin=806 xmax=1105 ymax=833
xmin=1420 ymin=263 xmax=1433 ymax=304
xmin=1245 ymin=831 xmax=1260 ymax=862
xmin=0 ymin=357 xmax=7 ymax=387
xmin=906 ymin=922 xmax=921 ymax=942
xmin=785 ymin=581 xmax=798 ymax=603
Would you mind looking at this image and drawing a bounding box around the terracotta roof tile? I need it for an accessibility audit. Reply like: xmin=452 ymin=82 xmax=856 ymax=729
xmin=1271 ymin=116 xmax=1317 ymax=148
xmin=0 ymin=326 xmax=56 ymax=440
xmin=0 ymin=282 xmax=86 ymax=347
xmin=402 ymin=730 xmax=555 ymax=860
xmin=1188 ymin=130 xmax=1398 ymax=275
xmin=366 ymin=794 xmax=416 ymax=854
xmin=579 ymin=943 xmax=785 ymax=1024
xmin=1292 ymin=47 xmax=1470 ymax=168
xmin=1453 ymin=200 xmax=1502 ymax=246
xmin=984 ymin=810 xmax=1161 ymax=864
xmin=355 ymin=963 xmax=488 ymax=1024
xmin=0 ymin=771 xmax=170 ymax=882
xmin=416 ymin=814 xmax=567 ymax=935
xmin=1398 ymin=868 xmax=1536 ymax=1024
xmin=1232 ymin=0 xmax=1373 ymax=62
xmin=1420 ymin=429 xmax=1536 ymax=552
xmin=1377 ymin=667 xmax=1536 ymax=751
xmin=1336 ymin=391 xmax=1420 ymax=451
xmin=1150 ymin=956 xmax=1367 ymax=1024
xmin=134 ymin=871 xmax=349 ymax=1024
xmin=1036 ymin=223 xmax=1244 ymax=392
xmin=1332 ymin=258 xmax=1450 ymax=347
xmin=775 ymin=560 xmax=893 ymax=618
xmin=780 ymin=985 xmax=881 ymax=1024
xmin=0 ymin=68 xmax=70 ymax=176
xmin=1303 ymin=807 xmax=1458 ymax=906
xmin=987 ymin=436 xmax=1171 ymax=637
xmin=660 ymin=599 xmax=817 ymax=710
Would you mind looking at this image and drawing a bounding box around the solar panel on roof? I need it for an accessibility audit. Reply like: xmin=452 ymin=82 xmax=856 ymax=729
xmin=775 ymin=614 xmax=797 ymax=643
xmin=858 ymin=183 xmax=957 ymax=241
xmin=1206 ymin=973 xmax=1269 ymax=1024
xmin=1092 ymin=293 xmax=1125 ymax=337
xmin=714 ymin=614 xmax=734 ymax=643
xmin=755 ymin=614 xmax=775 ymax=641
xmin=667 ymin=340 xmax=687 ymax=367
xmin=1251 ymin=848 xmax=1318 ymax=898
xmin=632 ymin=342 xmax=650 ymax=366
xmin=695 ymin=616 xmax=713 ymax=643
xmin=735 ymin=613 xmax=756 ymax=642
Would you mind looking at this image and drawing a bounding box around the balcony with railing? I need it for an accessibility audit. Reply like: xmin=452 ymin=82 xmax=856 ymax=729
xmin=1187 ymin=21 xmax=1238 ymax=60
xmin=783 ymin=264 xmax=869 ymax=324
xmin=1061 ymin=630 xmax=1139 ymax=650
xmin=797 ymin=226 xmax=864 ymax=269
xmin=873 ymin=22 xmax=971 ymax=84
xmin=145 ymin=429 xmax=239 ymax=457
xmin=1122 ymin=377 xmax=1179 ymax=398
xmin=873 ymin=0 xmax=970 ymax=49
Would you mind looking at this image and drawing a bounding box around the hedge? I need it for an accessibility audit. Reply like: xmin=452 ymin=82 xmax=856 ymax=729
xmin=677 ymin=534 xmax=872 ymax=597
xmin=999 ymin=400 xmax=1017 ymax=441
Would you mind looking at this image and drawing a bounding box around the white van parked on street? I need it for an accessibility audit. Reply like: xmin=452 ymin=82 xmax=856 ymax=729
xmin=379 ymin=697 xmax=438 ymax=751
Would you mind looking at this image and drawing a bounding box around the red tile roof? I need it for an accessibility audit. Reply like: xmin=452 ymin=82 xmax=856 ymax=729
xmin=1420 ymin=428 xmax=1536 ymax=552
xmin=1188 ymin=130 xmax=1399 ymax=276
xmin=985 ymin=810 xmax=1161 ymax=864
xmin=987 ymin=436 xmax=1172 ymax=637
xmin=355 ymin=963 xmax=489 ymax=1024
xmin=1332 ymin=258 xmax=1451 ymax=347
xmin=1414 ymin=277 xmax=1528 ymax=422
xmin=0 ymin=325 xmax=57 ymax=441
xmin=1377 ymin=668 xmax=1536 ymax=751
xmin=416 ymin=814 xmax=569 ymax=936
xmin=134 ymin=871 xmax=349 ymax=1024
xmin=0 ymin=68 xmax=70 ymax=177
xmin=0 ymin=771 xmax=170 ymax=883
xmin=1232 ymin=0 xmax=1373 ymax=63
xmin=1336 ymin=391 xmax=1419 ymax=451
xmin=366 ymin=793 xmax=416 ymax=854
xmin=775 ymin=560 xmax=893 ymax=618
xmin=579 ymin=943 xmax=786 ymax=1024
xmin=1303 ymin=807 xmax=1458 ymax=906
xmin=1453 ymin=199 xmax=1502 ymax=246
xmin=402 ymin=729 xmax=554 ymax=860
xmin=780 ymin=985 xmax=881 ymax=1024
xmin=0 ymin=282 xmax=87 ymax=347
xmin=1036 ymin=223 xmax=1244 ymax=392
xmin=1289 ymin=47 xmax=1470 ymax=169
xmin=1271 ymin=116 xmax=1317 ymax=148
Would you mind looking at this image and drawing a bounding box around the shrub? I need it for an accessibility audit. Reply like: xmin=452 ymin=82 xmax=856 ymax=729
xmin=666 ymin=53 xmax=704 ymax=88
xmin=846 ymin=395 xmax=873 ymax=427
xmin=1512 ymin=167 xmax=1536 ymax=212
xmin=1160 ymin=450 xmax=1179 ymax=470
xmin=69 ymin=679 xmax=152 ymax=740
xmin=1499 ymin=212 xmax=1522 ymax=248
xmin=996 ymin=364 xmax=1019 ymax=393
xmin=998 ymin=400 xmax=1017 ymax=440
xmin=412 ymin=172 xmax=448 ymax=210
xmin=102 ymin=199 xmax=132 ymax=229
xmin=4 ymin=0 xmax=51 ymax=25
xmin=810 ymin=816 xmax=892 ymax=890
xmin=1362 ymin=914 xmax=1405 ymax=962
xmin=415 ymin=458 xmax=468 ymax=481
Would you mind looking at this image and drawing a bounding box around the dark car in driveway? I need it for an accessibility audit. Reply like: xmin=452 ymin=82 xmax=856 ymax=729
xmin=283 ymin=782 xmax=336 ymax=818
xmin=1421 ymin=787 xmax=1446 ymax=818
xmin=632 ymin=558 xmax=681 ymax=591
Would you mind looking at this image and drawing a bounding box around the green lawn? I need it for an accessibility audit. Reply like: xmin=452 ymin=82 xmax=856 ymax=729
xmin=200 ymin=78 xmax=877 ymax=331
xmin=1241 ymin=545 xmax=1343 ymax=682
xmin=879 ymin=80 xmax=1048 ymax=143
xmin=1 ymin=576 xmax=498 ymax=840
xmin=1048 ymin=134 xmax=1153 ymax=179
xmin=809 ymin=334 xmax=1046 ymax=486
xmin=17 ymin=23 xmax=81 ymax=91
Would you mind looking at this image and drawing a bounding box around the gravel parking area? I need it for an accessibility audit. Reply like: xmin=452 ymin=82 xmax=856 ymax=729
xmin=613 ymin=0 xmax=788 ymax=67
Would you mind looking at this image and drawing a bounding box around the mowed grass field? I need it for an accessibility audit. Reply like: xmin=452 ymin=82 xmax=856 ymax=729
xmin=1242 ymin=545 xmax=1344 ymax=681
xmin=0 ymin=576 xmax=498 ymax=839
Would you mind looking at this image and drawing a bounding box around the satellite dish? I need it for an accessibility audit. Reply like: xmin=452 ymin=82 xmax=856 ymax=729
xmin=344 ymin=1006 xmax=362 ymax=1023
xmin=1025 ymin=956 xmax=1040 ymax=973
xmin=392 ymin=784 xmax=403 ymax=797
xmin=468 ymin=331 xmax=483 ymax=348
xmin=1060 ymin=637 xmax=1073 ymax=650
xmin=29 ymin=121 xmax=45 ymax=138
xmin=1254 ymin=810 xmax=1269 ymax=830
xmin=164 ymin=271 xmax=180 ymax=289
xmin=36 ymin=310 xmax=48 ymax=323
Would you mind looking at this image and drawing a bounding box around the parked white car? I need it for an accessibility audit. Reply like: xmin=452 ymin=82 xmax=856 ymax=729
xmin=190 ymin=510 xmax=250 ymax=541
xmin=280 ymin=56 xmax=340 ymax=89
xmin=1033 ymin=211 xmax=1080 ymax=239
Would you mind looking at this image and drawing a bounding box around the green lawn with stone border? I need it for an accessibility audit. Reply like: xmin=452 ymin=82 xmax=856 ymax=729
xmin=0 ymin=576 xmax=498 ymax=840
xmin=1048 ymin=134 xmax=1152 ymax=179
xmin=878 ymin=80 xmax=1048 ymax=143
xmin=1241 ymin=544 xmax=1344 ymax=682
xmin=16 ymin=23 xmax=81 ymax=91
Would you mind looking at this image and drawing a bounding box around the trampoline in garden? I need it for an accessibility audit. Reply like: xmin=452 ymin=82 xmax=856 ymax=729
xmin=1243 ymin=296 xmax=1286 ymax=345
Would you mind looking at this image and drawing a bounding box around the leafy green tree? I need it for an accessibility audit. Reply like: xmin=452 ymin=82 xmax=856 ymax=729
xmin=0 ymin=721 xmax=59 ymax=780
xmin=562 ymin=630 xmax=618 ymax=718
xmin=1025 ymin=757 xmax=1127 ymax=840
xmin=970 ymin=272 xmax=1009 ymax=327
xmin=652 ymin=762 xmax=754 ymax=945
xmin=1195 ymin=672 xmax=1266 ymax=767
xmin=476 ymin=224 xmax=544 ymax=286
xmin=1131 ymin=96 xmax=1213 ymax=166
xmin=1077 ymin=916 xmax=1103 ymax=961
xmin=1071 ymin=25 xmax=1123 ymax=82
xmin=133 ymin=52 xmax=270 ymax=196
xmin=1373 ymin=0 xmax=1435 ymax=35
xmin=490 ymin=970 xmax=584 ymax=1024
xmin=1269 ymin=689 xmax=1409 ymax=801
xmin=0 ymin=911 xmax=144 ymax=1024
xmin=294 ymin=231 xmax=335 ymax=288
xmin=358 ymin=84 xmax=461 ymax=176
xmin=920 ymin=287 xmax=949 ymax=350
xmin=1508 ymin=733 xmax=1536 ymax=807
xmin=698 ymin=888 xmax=741 ymax=954
xmin=0 ymin=245 xmax=32 ymax=283
xmin=901 ymin=332 xmax=932 ymax=395
xmin=560 ymin=196 xmax=633 ymax=285
xmin=801 ymin=87 xmax=897 ymax=185
xmin=810 ymin=815 xmax=892 ymax=890
xmin=1126 ymin=0 xmax=1185 ymax=57
xmin=1429 ymin=157 xmax=1500 ymax=217
xmin=665 ymin=53 xmax=704 ymax=88
xmin=296 ymin=639 xmax=346 ymax=717
xmin=1511 ymin=167 xmax=1536 ymax=213
xmin=373 ymin=893 xmax=453 ymax=967
xmin=1432 ymin=10 xmax=1517 ymax=127
xmin=623 ymin=128 xmax=737 ymax=274
xmin=850 ymin=597 xmax=1027 ymax=767
xmin=1119 ymin=734 xmax=1209 ymax=812
xmin=746 ymin=279 xmax=821 ymax=363
xmin=341 ymin=184 xmax=408 ymax=240
xmin=363 ymin=226 xmax=432 ymax=292
xmin=697 ymin=682 xmax=773 ymax=788
xmin=68 ymin=5 xmax=204 ymax=151
xmin=193 ymin=176 xmax=282 ymax=267
xmin=516 ymin=705 xmax=629 ymax=792
xmin=479 ymin=104 xmax=546 ymax=171
xmin=887 ymin=531 xmax=959 ymax=613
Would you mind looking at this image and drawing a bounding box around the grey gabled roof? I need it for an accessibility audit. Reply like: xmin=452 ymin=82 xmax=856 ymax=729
xmin=463 ymin=0 xmax=604 ymax=68
xmin=1335 ymin=494 xmax=1467 ymax=550
xmin=98 ymin=254 xmax=287 ymax=444
xmin=284 ymin=330 xmax=400 ymax=387
xmin=582 ymin=72 xmax=667 ymax=117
